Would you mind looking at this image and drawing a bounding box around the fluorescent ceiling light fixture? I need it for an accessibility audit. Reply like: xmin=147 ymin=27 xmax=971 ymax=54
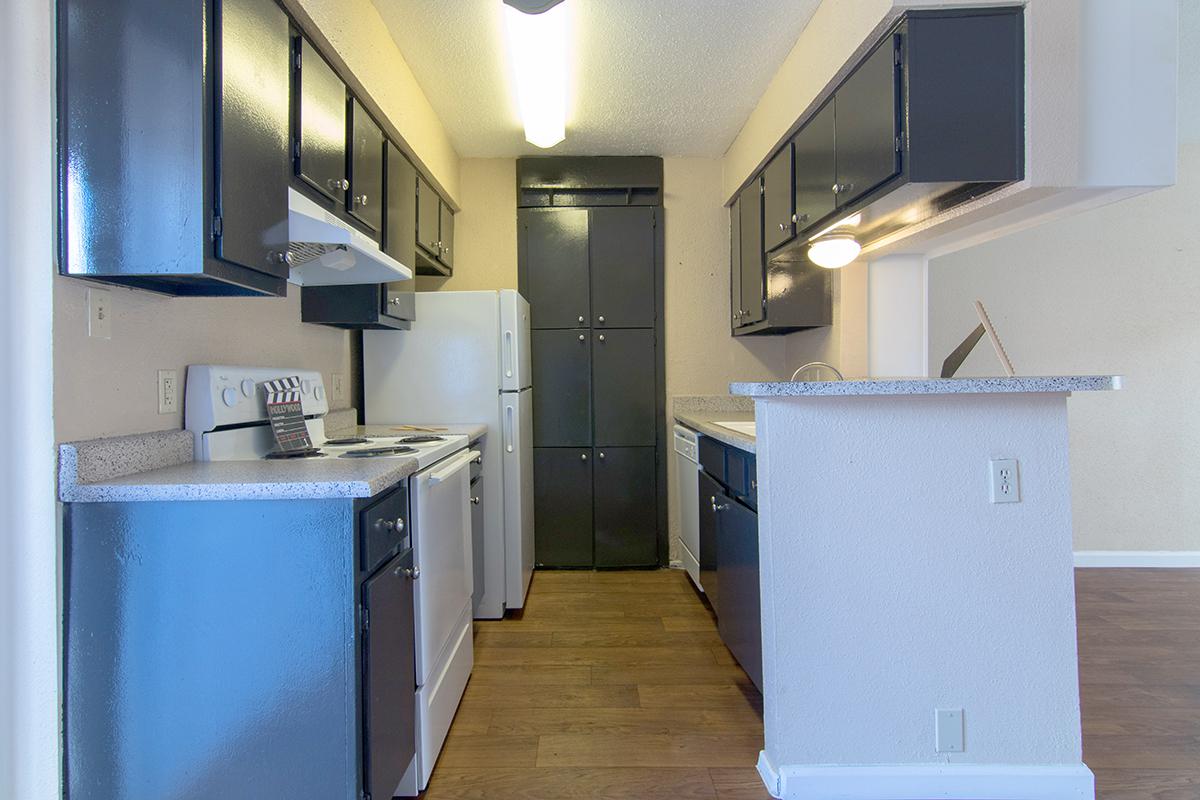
xmin=807 ymin=233 xmax=861 ymax=269
xmin=503 ymin=0 xmax=569 ymax=148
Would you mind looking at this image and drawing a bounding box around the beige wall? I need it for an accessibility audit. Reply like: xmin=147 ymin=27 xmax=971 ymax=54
xmin=928 ymin=143 xmax=1200 ymax=553
xmin=53 ymin=279 xmax=351 ymax=442
xmin=286 ymin=0 xmax=460 ymax=201
xmin=417 ymin=159 xmax=518 ymax=292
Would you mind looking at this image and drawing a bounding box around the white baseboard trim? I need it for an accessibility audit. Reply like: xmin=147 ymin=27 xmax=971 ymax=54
xmin=1074 ymin=550 xmax=1200 ymax=568
xmin=756 ymin=759 xmax=1094 ymax=800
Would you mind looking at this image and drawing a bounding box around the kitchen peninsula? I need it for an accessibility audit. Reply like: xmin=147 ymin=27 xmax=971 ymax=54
xmin=731 ymin=376 xmax=1119 ymax=800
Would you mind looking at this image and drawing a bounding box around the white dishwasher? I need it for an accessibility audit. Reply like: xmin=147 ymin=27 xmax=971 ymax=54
xmin=673 ymin=425 xmax=702 ymax=590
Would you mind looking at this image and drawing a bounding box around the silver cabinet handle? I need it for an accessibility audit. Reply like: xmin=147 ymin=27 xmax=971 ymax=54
xmin=711 ymin=496 xmax=729 ymax=512
xmin=597 ymin=315 xmax=605 ymax=323
xmin=328 ymin=178 xmax=350 ymax=191
xmin=598 ymin=451 xmax=605 ymax=460
xmin=794 ymin=213 xmax=809 ymax=224
xmin=357 ymin=194 xmax=369 ymax=207
xmin=271 ymin=251 xmax=294 ymax=266
xmin=831 ymin=183 xmax=854 ymax=194
xmin=395 ymin=517 xmax=404 ymax=532
xmin=598 ymin=334 xmax=606 ymax=342
xmin=375 ymin=519 xmax=394 ymax=531
xmin=396 ymin=566 xmax=420 ymax=579
xmin=578 ymin=334 xmax=585 ymax=341
xmin=390 ymin=297 xmax=402 ymax=305
xmin=471 ymin=496 xmax=480 ymax=505
xmin=473 ymin=455 xmax=482 ymax=464
xmin=778 ymin=222 xmax=788 ymax=232
xmin=578 ymin=315 xmax=585 ymax=323
xmin=580 ymin=453 xmax=588 ymax=461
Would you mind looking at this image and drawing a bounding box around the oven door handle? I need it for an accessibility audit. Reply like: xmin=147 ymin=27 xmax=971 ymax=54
xmin=426 ymin=449 xmax=481 ymax=485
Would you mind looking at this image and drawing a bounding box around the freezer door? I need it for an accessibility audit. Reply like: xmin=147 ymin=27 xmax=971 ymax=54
xmin=502 ymin=389 xmax=535 ymax=609
xmin=499 ymin=290 xmax=532 ymax=392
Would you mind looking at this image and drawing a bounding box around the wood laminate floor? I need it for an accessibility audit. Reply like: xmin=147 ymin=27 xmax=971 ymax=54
xmin=423 ymin=568 xmax=1200 ymax=799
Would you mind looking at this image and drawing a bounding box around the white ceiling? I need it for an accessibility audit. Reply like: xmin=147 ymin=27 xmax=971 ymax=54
xmin=370 ymin=0 xmax=823 ymax=158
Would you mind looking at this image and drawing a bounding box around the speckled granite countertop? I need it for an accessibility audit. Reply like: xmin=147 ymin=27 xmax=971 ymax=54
xmin=731 ymin=375 xmax=1121 ymax=397
xmin=58 ymin=416 xmax=488 ymax=503
xmin=672 ymin=395 xmax=756 ymax=453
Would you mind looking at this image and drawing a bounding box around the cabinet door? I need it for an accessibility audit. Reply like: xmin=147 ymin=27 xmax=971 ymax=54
xmin=592 ymin=329 xmax=655 ymax=447
xmin=294 ymin=37 xmax=347 ymax=204
xmin=534 ymin=448 xmax=593 ymax=567
xmin=416 ymin=175 xmax=441 ymax=255
xmin=531 ymin=329 xmax=591 ymax=447
xmin=347 ymin=99 xmax=384 ymax=233
xmin=834 ymin=35 xmax=901 ymax=207
xmin=438 ymin=202 xmax=454 ymax=269
xmin=382 ymin=142 xmax=416 ymax=323
xmin=215 ymin=0 xmax=292 ymax=278
xmin=716 ymin=497 xmax=762 ymax=691
xmin=730 ymin=198 xmax=743 ymax=331
xmin=520 ymin=209 xmax=590 ymax=330
xmin=762 ymin=143 xmax=794 ymax=253
xmin=737 ymin=179 xmax=764 ymax=326
xmin=362 ymin=552 xmax=417 ymax=800
xmin=589 ymin=207 xmax=655 ymax=328
xmin=594 ymin=447 xmax=658 ymax=568
xmin=698 ymin=470 xmax=723 ymax=613
xmin=793 ymin=101 xmax=837 ymax=234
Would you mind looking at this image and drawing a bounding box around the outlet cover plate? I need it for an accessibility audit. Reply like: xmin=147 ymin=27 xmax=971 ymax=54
xmin=87 ymin=288 xmax=112 ymax=339
xmin=989 ymin=458 xmax=1020 ymax=503
xmin=936 ymin=708 xmax=964 ymax=753
xmin=158 ymin=370 xmax=178 ymax=414
xmin=332 ymin=373 xmax=346 ymax=405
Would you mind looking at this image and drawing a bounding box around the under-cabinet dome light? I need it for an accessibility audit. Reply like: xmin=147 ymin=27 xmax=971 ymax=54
xmin=807 ymin=233 xmax=861 ymax=269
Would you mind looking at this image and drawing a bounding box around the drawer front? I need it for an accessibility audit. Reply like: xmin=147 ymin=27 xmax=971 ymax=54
xmin=360 ymin=483 xmax=410 ymax=575
xmin=698 ymin=436 xmax=727 ymax=484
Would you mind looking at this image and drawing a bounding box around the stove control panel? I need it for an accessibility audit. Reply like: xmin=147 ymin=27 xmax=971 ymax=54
xmin=185 ymin=365 xmax=330 ymax=437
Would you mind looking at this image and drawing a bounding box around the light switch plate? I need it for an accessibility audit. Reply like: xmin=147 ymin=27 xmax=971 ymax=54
xmin=936 ymin=708 xmax=964 ymax=753
xmin=990 ymin=458 xmax=1020 ymax=503
xmin=87 ymin=288 xmax=112 ymax=339
xmin=158 ymin=370 xmax=178 ymax=414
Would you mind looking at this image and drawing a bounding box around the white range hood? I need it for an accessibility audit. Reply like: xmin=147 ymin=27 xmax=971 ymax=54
xmin=285 ymin=187 xmax=413 ymax=286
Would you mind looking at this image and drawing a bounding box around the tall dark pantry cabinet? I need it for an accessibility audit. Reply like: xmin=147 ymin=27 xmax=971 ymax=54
xmin=518 ymin=158 xmax=666 ymax=569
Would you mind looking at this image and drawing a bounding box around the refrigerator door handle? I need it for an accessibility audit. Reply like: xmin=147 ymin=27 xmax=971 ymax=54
xmin=504 ymin=404 xmax=514 ymax=453
xmin=503 ymin=330 xmax=514 ymax=380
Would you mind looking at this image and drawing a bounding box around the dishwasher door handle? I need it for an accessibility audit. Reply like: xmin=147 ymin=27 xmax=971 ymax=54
xmin=426 ymin=450 xmax=481 ymax=484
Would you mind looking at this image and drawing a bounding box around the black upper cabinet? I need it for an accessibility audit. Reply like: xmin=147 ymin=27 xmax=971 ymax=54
xmin=57 ymin=0 xmax=290 ymax=296
xmin=294 ymin=36 xmax=348 ymax=205
xmin=792 ymin=101 xmax=837 ymax=235
xmin=416 ymin=175 xmax=441 ymax=257
xmin=438 ymin=202 xmax=455 ymax=270
xmin=834 ymin=35 xmax=901 ymax=207
xmin=589 ymin=207 xmax=656 ymax=328
xmin=762 ymin=143 xmax=794 ymax=253
xmin=347 ymin=98 xmax=384 ymax=233
xmin=215 ymin=0 xmax=292 ymax=281
xmin=382 ymin=142 xmax=417 ymax=325
xmin=520 ymin=209 xmax=590 ymax=329
xmin=736 ymin=179 xmax=764 ymax=327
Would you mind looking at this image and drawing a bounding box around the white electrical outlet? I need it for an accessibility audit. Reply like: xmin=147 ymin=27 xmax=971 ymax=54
xmin=158 ymin=370 xmax=178 ymax=414
xmin=87 ymin=288 xmax=112 ymax=339
xmin=989 ymin=458 xmax=1020 ymax=503
xmin=936 ymin=708 xmax=964 ymax=753
xmin=332 ymin=373 xmax=346 ymax=405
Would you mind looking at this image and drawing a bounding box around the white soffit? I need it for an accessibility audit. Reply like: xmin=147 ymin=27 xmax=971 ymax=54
xmin=370 ymin=0 xmax=822 ymax=157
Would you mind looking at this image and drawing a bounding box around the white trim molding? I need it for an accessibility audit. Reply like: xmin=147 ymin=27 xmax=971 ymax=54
xmin=756 ymin=760 xmax=1094 ymax=800
xmin=1074 ymin=551 xmax=1200 ymax=568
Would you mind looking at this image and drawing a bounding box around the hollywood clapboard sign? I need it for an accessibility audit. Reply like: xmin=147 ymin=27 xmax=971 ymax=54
xmin=262 ymin=376 xmax=315 ymax=454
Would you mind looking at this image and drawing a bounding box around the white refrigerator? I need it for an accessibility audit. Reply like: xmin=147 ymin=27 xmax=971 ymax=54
xmin=363 ymin=289 xmax=534 ymax=619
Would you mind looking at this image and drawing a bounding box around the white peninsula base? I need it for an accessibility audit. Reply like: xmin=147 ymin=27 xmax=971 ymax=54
xmin=729 ymin=377 xmax=1120 ymax=800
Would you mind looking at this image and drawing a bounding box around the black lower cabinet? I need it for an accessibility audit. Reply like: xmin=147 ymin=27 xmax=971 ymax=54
xmin=698 ymin=436 xmax=762 ymax=691
xmin=533 ymin=448 xmax=594 ymax=567
xmin=361 ymin=548 xmax=417 ymax=800
xmin=594 ymin=447 xmax=657 ymax=568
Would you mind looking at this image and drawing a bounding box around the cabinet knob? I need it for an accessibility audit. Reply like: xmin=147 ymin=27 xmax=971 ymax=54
xmin=395 ymin=517 xmax=404 ymax=532
xmin=794 ymin=213 xmax=809 ymax=224
xmin=711 ymin=497 xmax=729 ymax=512
xmin=375 ymin=519 xmax=395 ymax=531
xmin=357 ymin=194 xmax=368 ymax=207
xmin=390 ymin=297 xmax=402 ymax=305
xmin=778 ymin=222 xmax=788 ymax=232
xmin=471 ymin=496 xmax=480 ymax=505
xmin=598 ymin=334 xmax=606 ymax=342
xmin=396 ymin=566 xmax=420 ymax=579
xmin=578 ymin=334 xmax=585 ymax=341
xmin=329 ymin=178 xmax=350 ymax=191
xmin=577 ymin=315 xmax=585 ymax=323
xmin=597 ymin=315 xmax=605 ymax=323
xmin=580 ymin=453 xmax=588 ymax=461
xmin=270 ymin=251 xmax=294 ymax=266
xmin=598 ymin=451 xmax=605 ymax=460
xmin=831 ymin=183 xmax=853 ymax=195
xmin=442 ymin=246 xmax=450 ymax=255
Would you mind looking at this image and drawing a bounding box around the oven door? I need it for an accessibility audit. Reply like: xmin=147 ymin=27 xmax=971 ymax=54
xmin=411 ymin=448 xmax=477 ymax=686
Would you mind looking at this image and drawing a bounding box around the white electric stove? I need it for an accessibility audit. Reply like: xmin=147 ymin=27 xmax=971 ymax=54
xmin=184 ymin=364 xmax=475 ymax=797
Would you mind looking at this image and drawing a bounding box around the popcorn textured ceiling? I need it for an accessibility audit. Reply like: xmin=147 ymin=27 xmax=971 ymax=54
xmin=371 ymin=0 xmax=822 ymax=157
